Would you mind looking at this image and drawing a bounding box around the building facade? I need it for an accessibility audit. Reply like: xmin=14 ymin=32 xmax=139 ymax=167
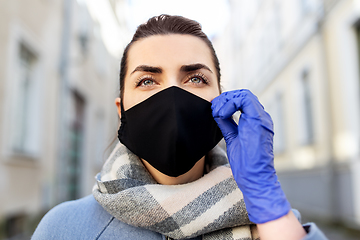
xmin=0 ymin=0 xmax=127 ymax=238
xmin=213 ymin=0 xmax=360 ymax=229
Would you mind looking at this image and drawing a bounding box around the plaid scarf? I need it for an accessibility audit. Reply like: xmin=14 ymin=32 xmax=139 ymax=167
xmin=93 ymin=142 xmax=259 ymax=240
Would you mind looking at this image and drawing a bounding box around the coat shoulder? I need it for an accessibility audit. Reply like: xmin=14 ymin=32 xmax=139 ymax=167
xmin=32 ymin=195 xmax=164 ymax=240
xmin=31 ymin=195 xmax=113 ymax=239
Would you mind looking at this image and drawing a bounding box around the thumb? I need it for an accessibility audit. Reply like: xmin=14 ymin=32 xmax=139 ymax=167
xmin=213 ymin=117 xmax=238 ymax=145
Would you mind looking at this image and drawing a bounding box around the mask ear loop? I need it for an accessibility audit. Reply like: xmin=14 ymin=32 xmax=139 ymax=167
xmin=118 ymin=99 xmax=126 ymax=140
xmin=120 ymin=100 xmax=126 ymax=122
xmin=118 ymin=99 xmax=127 ymax=132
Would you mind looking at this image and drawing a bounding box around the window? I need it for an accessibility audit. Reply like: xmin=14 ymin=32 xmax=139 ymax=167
xmin=300 ymin=0 xmax=311 ymax=16
xmin=94 ymin=23 xmax=108 ymax=77
xmin=355 ymin=21 xmax=360 ymax=96
xmin=10 ymin=43 xmax=41 ymax=155
xmin=4 ymin=213 xmax=26 ymax=239
xmin=298 ymin=69 xmax=314 ymax=145
xmin=77 ymin=2 xmax=90 ymax=56
xmin=68 ymin=91 xmax=86 ymax=200
xmin=266 ymin=92 xmax=286 ymax=153
xmin=94 ymin=110 xmax=106 ymax=168
xmin=274 ymin=2 xmax=282 ymax=48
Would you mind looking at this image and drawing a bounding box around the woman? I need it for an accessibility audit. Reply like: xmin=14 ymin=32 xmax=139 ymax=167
xmin=32 ymin=15 xmax=328 ymax=240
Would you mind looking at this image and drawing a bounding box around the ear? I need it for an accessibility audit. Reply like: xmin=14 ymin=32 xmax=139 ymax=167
xmin=115 ymin=98 xmax=121 ymax=119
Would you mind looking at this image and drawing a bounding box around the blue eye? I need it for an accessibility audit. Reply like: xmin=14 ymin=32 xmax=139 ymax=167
xmin=142 ymin=79 xmax=154 ymax=85
xmin=189 ymin=77 xmax=202 ymax=84
xmin=187 ymin=73 xmax=209 ymax=85
xmin=136 ymin=76 xmax=156 ymax=87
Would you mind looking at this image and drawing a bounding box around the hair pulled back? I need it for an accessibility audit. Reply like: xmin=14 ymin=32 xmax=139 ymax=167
xmin=119 ymin=14 xmax=221 ymax=98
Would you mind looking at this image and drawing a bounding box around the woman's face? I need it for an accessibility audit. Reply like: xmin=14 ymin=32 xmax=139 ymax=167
xmin=120 ymin=34 xmax=220 ymax=111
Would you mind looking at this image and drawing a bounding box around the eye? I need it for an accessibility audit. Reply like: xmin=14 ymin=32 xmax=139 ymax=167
xmin=186 ymin=73 xmax=209 ymax=85
xmin=142 ymin=79 xmax=154 ymax=85
xmin=189 ymin=76 xmax=202 ymax=84
xmin=136 ymin=75 xmax=156 ymax=87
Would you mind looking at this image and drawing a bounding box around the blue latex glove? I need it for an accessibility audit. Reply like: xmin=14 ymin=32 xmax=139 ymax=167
xmin=211 ymin=89 xmax=291 ymax=224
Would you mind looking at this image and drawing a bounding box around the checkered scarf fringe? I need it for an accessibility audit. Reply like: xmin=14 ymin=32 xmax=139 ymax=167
xmin=93 ymin=142 xmax=259 ymax=240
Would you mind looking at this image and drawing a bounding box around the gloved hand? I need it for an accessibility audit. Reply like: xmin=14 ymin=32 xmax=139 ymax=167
xmin=211 ymin=89 xmax=291 ymax=224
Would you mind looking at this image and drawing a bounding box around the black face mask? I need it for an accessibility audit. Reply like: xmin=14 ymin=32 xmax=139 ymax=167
xmin=118 ymin=86 xmax=223 ymax=177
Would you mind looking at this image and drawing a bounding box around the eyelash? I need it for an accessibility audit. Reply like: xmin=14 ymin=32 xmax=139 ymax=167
xmin=134 ymin=72 xmax=209 ymax=87
xmin=186 ymin=73 xmax=209 ymax=85
xmin=135 ymin=75 xmax=156 ymax=87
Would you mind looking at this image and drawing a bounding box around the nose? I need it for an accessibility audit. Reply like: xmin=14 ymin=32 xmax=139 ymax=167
xmin=162 ymin=75 xmax=182 ymax=90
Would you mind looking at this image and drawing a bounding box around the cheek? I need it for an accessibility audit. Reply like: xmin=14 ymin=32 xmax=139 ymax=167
xmin=205 ymin=83 xmax=221 ymax=102
xmin=189 ymin=87 xmax=220 ymax=103
xmin=122 ymin=80 xmax=146 ymax=110
xmin=207 ymin=89 xmax=221 ymax=102
xmin=123 ymin=93 xmax=141 ymax=111
xmin=122 ymin=86 xmax=139 ymax=111
xmin=123 ymin=90 xmax=159 ymax=110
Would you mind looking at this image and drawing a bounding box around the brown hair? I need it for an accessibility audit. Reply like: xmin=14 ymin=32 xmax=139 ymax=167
xmin=119 ymin=14 xmax=221 ymax=98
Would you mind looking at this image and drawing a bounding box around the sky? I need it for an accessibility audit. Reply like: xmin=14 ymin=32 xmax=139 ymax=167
xmin=85 ymin=0 xmax=230 ymax=57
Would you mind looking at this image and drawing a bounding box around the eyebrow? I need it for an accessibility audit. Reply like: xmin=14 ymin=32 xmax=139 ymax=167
xmin=130 ymin=63 xmax=213 ymax=75
xmin=180 ymin=63 xmax=212 ymax=73
xmin=130 ymin=65 xmax=162 ymax=75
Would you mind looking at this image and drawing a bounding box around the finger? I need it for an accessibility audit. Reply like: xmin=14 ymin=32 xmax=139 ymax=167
xmin=218 ymin=99 xmax=241 ymax=119
xmin=211 ymin=90 xmax=243 ymax=118
xmin=219 ymin=90 xmax=266 ymax=120
xmin=211 ymin=94 xmax=228 ymax=118
xmin=213 ymin=117 xmax=238 ymax=144
xmin=235 ymin=90 xmax=265 ymax=118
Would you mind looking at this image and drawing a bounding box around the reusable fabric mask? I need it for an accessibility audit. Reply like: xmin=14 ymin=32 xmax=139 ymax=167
xmin=118 ymin=86 xmax=223 ymax=177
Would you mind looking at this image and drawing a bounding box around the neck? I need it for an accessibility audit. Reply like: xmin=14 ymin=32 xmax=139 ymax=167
xmin=141 ymin=156 xmax=205 ymax=185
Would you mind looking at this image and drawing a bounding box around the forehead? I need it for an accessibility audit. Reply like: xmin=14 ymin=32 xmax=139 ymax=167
xmin=126 ymin=34 xmax=215 ymax=72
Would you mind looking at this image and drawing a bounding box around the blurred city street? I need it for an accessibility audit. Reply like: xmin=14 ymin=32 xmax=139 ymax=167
xmin=303 ymin=218 xmax=360 ymax=240
xmin=1 ymin=0 xmax=360 ymax=239
xmin=322 ymin=226 xmax=360 ymax=240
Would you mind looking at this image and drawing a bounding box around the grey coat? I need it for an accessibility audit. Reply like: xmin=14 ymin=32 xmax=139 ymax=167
xmin=32 ymin=195 xmax=328 ymax=240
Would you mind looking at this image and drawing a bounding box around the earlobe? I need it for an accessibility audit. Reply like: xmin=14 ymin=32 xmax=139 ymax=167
xmin=115 ymin=98 xmax=122 ymax=119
